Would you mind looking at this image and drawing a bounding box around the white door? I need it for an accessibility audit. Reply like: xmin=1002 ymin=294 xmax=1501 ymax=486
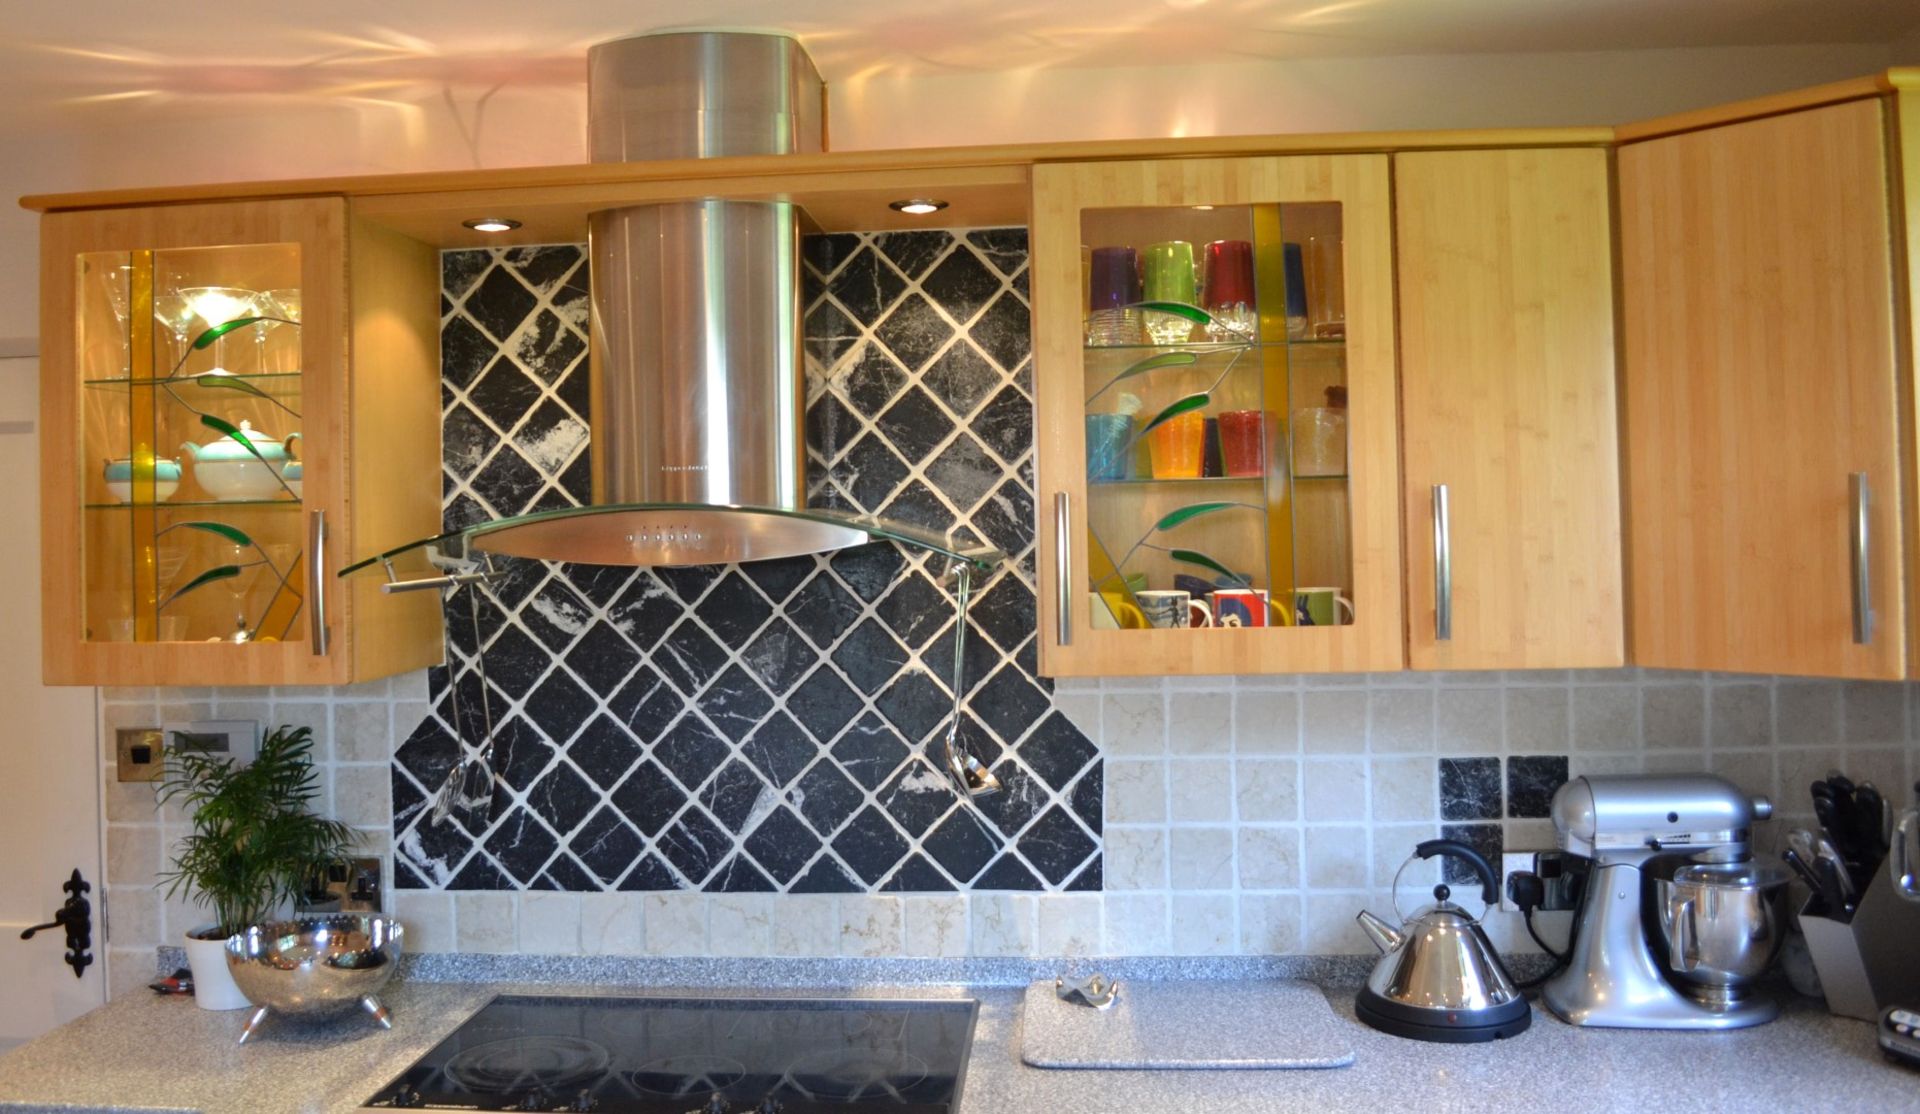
xmin=0 ymin=351 xmax=104 ymax=1049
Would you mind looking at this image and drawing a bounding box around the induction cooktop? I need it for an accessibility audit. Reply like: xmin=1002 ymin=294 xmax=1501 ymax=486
xmin=361 ymin=994 xmax=978 ymax=1113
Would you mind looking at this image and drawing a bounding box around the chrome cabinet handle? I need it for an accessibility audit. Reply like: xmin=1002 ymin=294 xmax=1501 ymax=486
xmin=308 ymin=509 xmax=330 ymax=656
xmin=1054 ymin=492 xmax=1072 ymax=647
xmin=1850 ymin=472 xmax=1871 ymax=646
xmin=1433 ymin=483 xmax=1452 ymax=642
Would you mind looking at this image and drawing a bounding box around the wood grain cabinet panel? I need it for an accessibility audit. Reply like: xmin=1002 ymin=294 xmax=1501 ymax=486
xmin=1396 ymin=147 xmax=1624 ymax=670
xmin=1618 ymin=99 xmax=1904 ymax=679
xmin=38 ymin=198 xmax=443 ymax=685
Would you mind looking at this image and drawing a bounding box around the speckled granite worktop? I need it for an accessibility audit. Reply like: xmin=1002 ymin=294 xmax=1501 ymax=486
xmin=0 ymin=969 xmax=1910 ymax=1114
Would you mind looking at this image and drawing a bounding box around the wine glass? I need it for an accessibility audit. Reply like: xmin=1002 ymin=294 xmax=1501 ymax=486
xmin=151 ymin=277 xmax=196 ymax=376
xmin=178 ymin=286 xmax=255 ymax=375
xmin=87 ymin=259 xmax=133 ymax=378
xmin=247 ymin=290 xmax=283 ymax=376
xmin=263 ymin=287 xmax=301 ymax=374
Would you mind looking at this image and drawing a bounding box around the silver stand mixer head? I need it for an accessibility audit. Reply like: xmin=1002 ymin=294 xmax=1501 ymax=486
xmin=1541 ymin=774 xmax=1790 ymax=1030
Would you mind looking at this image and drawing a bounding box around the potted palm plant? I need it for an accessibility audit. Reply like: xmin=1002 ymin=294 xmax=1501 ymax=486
xmin=157 ymin=724 xmax=355 ymax=1010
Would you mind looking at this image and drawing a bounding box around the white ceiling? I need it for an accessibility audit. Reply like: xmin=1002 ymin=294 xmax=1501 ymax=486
xmin=2 ymin=0 xmax=1916 ymax=131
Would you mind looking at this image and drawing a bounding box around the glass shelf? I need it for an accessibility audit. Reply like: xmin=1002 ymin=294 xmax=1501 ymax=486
xmin=1092 ymin=475 xmax=1265 ymax=487
xmin=83 ymin=371 xmax=303 ymax=390
xmin=1291 ymin=473 xmax=1349 ymax=481
xmin=1084 ymin=338 xmax=1343 ymax=354
xmin=86 ymin=498 xmax=301 ymax=510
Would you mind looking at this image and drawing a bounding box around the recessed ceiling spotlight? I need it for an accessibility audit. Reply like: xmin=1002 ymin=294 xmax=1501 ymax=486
xmin=462 ymin=217 xmax=522 ymax=233
xmin=888 ymin=198 xmax=949 ymax=216
xmin=1192 ymin=205 xmax=1215 ymax=211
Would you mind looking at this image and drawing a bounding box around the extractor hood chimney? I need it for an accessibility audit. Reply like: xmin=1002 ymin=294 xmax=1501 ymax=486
xmin=460 ymin=31 xmax=992 ymax=571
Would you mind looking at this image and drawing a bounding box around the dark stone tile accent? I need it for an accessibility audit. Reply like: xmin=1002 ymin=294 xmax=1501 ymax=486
xmin=832 ymin=618 xmax=913 ymax=696
xmin=1018 ymin=806 xmax=1098 ymax=885
xmin=1439 ymin=823 xmax=1505 ymax=889
xmin=1507 ymin=755 xmax=1571 ymax=819
xmin=699 ymin=758 xmax=770 ymax=833
xmin=400 ymin=235 xmax=1097 ymax=895
xmin=832 ymin=806 xmax=911 ymax=885
xmin=742 ymin=807 xmax=822 ymax=885
xmin=1440 ymin=756 xmax=1504 ymax=821
xmin=923 ymin=808 xmax=1000 ymax=885
xmin=701 ymin=664 xmax=775 ymax=743
xmin=658 ymin=808 xmax=731 ymax=885
xmin=463 ymin=266 xmax=538 ymax=343
xmin=789 ymin=856 xmax=863 ymax=894
xmin=827 ymin=248 xmax=909 ymax=327
xmin=872 ymin=230 xmax=953 ymax=280
xmin=610 ymin=760 xmax=688 ymax=838
xmin=484 ymin=808 xmax=560 ymax=886
xmin=790 ymin=760 xmax=865 ymax=838
xmin=921 ymin=248 xmax=1002 ymax=318
xmin=875 ymin=385 xmax=956 ymax=465
xmin=968 ymin=291 xmax=1032 ymax=374
xmin=705 ymin=855 xmax=777 ymax=893
xmin=971 ymin=384 xmax=1033 ymax=465
xmin=882 ymin=854 xmax=957 ymax=892
xmin=570 ymin=807 xmax=646 ymax=886
xmin=443 ymin=251 xmax=492 ymax=301
xmin=740 ymin=712 xmax=816 ymax=788
xmin=921 ymin=341 xmax=1003 ymax=420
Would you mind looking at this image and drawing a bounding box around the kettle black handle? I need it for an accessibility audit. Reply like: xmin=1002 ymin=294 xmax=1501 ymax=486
xmin=1414 ymin=839 xmax=1499 ymax=905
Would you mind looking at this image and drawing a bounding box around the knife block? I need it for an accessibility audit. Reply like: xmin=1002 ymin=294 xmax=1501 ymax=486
xmin=1796 ymin=867 xmax=1920 ymax=1020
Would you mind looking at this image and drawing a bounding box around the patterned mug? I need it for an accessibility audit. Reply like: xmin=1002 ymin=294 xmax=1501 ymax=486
xmin=1138 ymin=590 xmax=1212 ymax=629
xmin=1212 ymin=588 xmax=1274 ymax=628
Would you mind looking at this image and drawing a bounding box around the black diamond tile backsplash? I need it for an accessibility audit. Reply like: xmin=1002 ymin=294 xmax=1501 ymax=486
xmin=393 ymin=233 xmax=1101 ymax=895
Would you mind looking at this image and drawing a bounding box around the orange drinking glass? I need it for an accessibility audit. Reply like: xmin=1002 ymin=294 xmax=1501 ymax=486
xmin=1148 ymin=411 xmax=1206 ymax=479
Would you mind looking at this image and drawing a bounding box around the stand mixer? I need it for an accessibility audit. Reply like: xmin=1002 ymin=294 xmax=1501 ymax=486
xmin=1542 ymin=774 xmax=1790 ymax=1029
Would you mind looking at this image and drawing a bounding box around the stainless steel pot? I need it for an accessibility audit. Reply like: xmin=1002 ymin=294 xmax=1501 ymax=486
xmin=1654 ymin=861 xmax=1789 ymax=1004
xmin=224 ymin=914 xmax=402 ymax=1045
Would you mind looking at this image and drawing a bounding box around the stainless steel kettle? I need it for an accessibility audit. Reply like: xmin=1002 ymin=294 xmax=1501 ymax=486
xmin=1354 ymin=838 xmax=1531 ymax=1043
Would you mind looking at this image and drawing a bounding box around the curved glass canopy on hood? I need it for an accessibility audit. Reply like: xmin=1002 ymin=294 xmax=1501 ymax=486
xmin=338 ymin=502 xmax=1002 ymax=577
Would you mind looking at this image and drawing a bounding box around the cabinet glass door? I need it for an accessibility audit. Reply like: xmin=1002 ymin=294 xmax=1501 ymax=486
xmin=77 ymin=244 xmax=308 ymax=645
xmin=1078 ymin=202 xmax=1352 ymax=636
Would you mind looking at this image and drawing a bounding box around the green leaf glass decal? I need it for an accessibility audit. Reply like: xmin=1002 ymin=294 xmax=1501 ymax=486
xmin=1154 ymin=501 xmax=1239 ymax=532
xmin=1130 ymin=300 xmax=1214 ymax=326
xmin=199 ymin=414 xmax=265 ymax=462
xmin=194 ymin=374 xmax=273 ymax=400
xmin=1137 ymin=393 xmax=1210 ymax=436
xmin=159 ymin=565 xmax=241 ymax=610
xmin=174 ymin=521 xmax=254 ymax=547
xmin=1171 ymin=549 xmax=1251 ymax=587
xmin=1114 ymin=351 xmax=1197 ymax=382
xmin=191 ymin=316 xmax=269 ymax=350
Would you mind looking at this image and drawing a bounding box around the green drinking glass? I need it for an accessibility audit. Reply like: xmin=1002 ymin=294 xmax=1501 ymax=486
xmin=1141 ymin=240 xmax=1197 ymax=345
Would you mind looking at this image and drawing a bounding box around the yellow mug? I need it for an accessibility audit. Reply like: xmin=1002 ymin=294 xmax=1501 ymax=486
xmin=1090 ymin=592 xmax=1147 ymax=630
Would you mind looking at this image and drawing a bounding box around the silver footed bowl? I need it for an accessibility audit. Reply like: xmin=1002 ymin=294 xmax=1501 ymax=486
xmin=225 ymin=914 xmax=402 ymax=1020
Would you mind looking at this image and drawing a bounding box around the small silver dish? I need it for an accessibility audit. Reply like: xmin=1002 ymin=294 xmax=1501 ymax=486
xmin=225 ymin=914 xmax=402 ymax=1045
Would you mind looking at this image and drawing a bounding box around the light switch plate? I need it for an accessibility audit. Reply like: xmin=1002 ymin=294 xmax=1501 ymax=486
xmin=162 ymin=719 xmax=258 ymax=766
xmin=115 ymin=727 xmax=165 ymax=782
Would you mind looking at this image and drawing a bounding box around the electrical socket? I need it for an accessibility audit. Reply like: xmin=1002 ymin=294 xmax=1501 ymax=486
xmin=1498 ymin=851 xmax=1539 ymax=913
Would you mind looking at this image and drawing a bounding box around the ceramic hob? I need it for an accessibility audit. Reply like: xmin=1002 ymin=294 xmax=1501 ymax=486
xmin=362 ymin=995 xmax=978 ymax=1113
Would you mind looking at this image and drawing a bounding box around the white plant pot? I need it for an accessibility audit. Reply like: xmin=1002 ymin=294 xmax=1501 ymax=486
xmin=183 ymin=927 xmax=252 ymax=1011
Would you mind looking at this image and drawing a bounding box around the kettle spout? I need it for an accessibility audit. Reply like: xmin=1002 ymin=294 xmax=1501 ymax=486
xmin=1355 ymin=910 xmax=1403 ymax=954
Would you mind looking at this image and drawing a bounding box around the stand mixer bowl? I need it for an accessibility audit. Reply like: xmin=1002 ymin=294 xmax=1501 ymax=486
xmin=1654 ymin=860 xmax=1790 ymax=1004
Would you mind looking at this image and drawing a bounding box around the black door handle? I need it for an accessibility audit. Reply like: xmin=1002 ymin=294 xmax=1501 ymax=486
xmin=18 ymin=869 xmax=92 ymax=979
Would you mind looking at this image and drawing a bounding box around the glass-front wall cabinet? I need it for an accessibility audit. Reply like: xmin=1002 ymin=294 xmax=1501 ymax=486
xmin=1035 ymin=157 xmax=1404 ymax=676
xmin=42 ymin=197 xmax=445 ymax=686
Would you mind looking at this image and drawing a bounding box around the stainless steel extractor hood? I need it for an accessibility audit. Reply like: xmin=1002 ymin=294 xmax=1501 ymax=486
xmin=460 ymin=31 xmax=993 ymax=571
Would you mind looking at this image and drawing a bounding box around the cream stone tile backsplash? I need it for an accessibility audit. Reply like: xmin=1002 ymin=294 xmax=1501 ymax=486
xmin=98 ymin=668 xmax=1917 ymax=997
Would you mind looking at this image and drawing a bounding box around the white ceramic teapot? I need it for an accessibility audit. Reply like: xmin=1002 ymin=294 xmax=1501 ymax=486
xmin=181 ymin=421 xmax=300 ymax=502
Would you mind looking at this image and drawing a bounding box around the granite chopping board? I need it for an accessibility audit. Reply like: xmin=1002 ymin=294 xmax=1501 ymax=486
xmin=1020 ymin=979 xmax=1355 ymax=1070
